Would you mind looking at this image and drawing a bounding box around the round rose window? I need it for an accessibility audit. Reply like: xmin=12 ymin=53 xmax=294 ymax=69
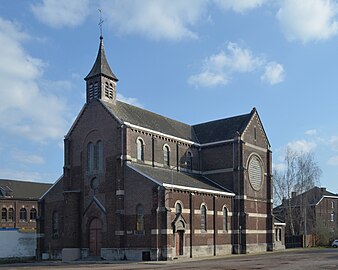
xmin=248 ymin=155 xmax=263 ymax=191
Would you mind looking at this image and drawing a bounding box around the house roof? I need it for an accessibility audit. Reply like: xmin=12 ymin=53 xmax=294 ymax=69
xmin=127 ymin=163 xmax=235 ymax=196
xmin=85 ymin=36 xmax=118 ymax=81
xmin=101 ymin=100 xmax=254 ymax=145
xmin=0 ymin=179 xmax=52 ymax=200
xmin=274 ymin=186 xmax=338 ymax=210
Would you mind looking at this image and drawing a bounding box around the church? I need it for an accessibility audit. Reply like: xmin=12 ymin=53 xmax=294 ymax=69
xmin=38 ymin=35 xmax=273 ymax=261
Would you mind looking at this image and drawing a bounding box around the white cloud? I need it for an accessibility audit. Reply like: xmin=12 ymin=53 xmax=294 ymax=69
xmin=277 ymin=0 xmax=338 ymax=43
xmin=0 ymin=18 xmax=70 ymax=142
xmin=188 ymin=42 xmax=273 ymax=88
xmin=214 ymin=0 xmax=267 ymax=13
xmin=0 ymin=168 xmax=45 ymax=182
xmin=287 ymin=139 xmax=317 ymax=154
xmin=328 ymin=155 xmax=338 ymax=166
xmin=12 ymin=151 xmax=45 ymax=165
xmin=100 ymin=0 xmax=208 ymax=41
xmin=117 ymin=93 xmax=143 ymax=108
xmin=261 ymin=62 xmax=285 ymax=85
xmin=31 ymin=0 xmax=90 ymax=28
xmin=305 ymin=129 xmax=317 ymax=136
xmin=273 ymin=162 xmax=286 ymax=172
xmin=329 ymin=135 xmax=338 ymax=151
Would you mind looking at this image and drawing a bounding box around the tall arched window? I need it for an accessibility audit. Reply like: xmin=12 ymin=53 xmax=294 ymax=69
xmin=201 ymin=205 xmax=207 ymax=231
xmin=30 ymin=208 xmax=37 ymax=221
xmin=137 ymin=138 xmax=144 ymax=161
xmin=175 ymin=202 xmax=182 ymax=215
xmin=96 ymin=140 xmax=103 ymax=171
xmin=1 ymin=208 xmax=7 ymax=221
xmin=52 ymin=211 xmax=59 ymax=239
xmin=163 ymin=145 xmax=170 ymax=166
xmin=19 ymin=208 xmax=27 ymax=221
xmin=8 ymin=208 xmax=14 ymax=221
xmin=223 ymin=207 xmax=228 ymax=231
xmin=87 ymin=142 xmax=95 ymax=172
xmin=186 ymin=151 xmax=193 ymax=171
xmin=136 ymin=204 xmax=144 ymax=234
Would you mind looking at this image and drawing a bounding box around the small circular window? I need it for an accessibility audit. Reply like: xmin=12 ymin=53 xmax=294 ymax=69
xmin=248 ymin=155 xmax=263 ymax=191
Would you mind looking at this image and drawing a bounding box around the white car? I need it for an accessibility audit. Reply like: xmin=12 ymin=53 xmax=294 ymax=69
xmin=332 ymin=240 xmax=338 ymax=248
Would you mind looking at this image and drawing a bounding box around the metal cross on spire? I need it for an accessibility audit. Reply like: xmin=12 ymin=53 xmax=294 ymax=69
xmin=98 ymin=9 xmax=104 ymax=38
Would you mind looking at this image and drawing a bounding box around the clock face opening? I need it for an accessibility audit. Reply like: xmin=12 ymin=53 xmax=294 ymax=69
xmin=248 ymin=155 xmax=263 ymax=191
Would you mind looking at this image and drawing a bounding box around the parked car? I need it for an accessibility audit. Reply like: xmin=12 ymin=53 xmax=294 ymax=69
xmin=332 ymin=240 xmax=338 ymax=248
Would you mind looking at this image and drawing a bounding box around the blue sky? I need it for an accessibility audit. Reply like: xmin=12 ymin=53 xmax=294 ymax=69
xmin=0 ymin=0 xmax=338 ymax=194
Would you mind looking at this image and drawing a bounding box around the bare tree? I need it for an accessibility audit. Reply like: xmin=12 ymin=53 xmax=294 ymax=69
xmin=273 ymin=147 xmax=321 ymax=237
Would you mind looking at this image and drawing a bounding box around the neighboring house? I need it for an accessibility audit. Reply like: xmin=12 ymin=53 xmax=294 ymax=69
xmin=274 ymin=186 xmax=338 ymax=247
xmin=38 ymin=35 xmax=274 ymax=261
xmin=273 ymin=217 xmax=286 ymax=250
xmin=0 ymin=179 xmax=52 ymax=258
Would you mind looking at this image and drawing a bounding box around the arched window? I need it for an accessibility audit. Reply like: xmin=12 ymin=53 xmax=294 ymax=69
xmin=175 ymin=202 xmax=182 ymax=215
xmin=201 ymin=205 xmax=207 ymax=231
xmin=186 ymin=151 xmax=193 ymax=171
xmin=163 ymin=145 xmax=170 ymax=166
xmin=223 ymin=207 xmax=228 ymax=231
xmin=87 ymin=142 xmax=95 ymax=172
xmin=96 ymin=140 xmax=103 ymax=171
xmin=30 ymin=208 xmax=37 ymax=221
xmin=8 ymin=208 xmax=14 ymax=221
xmin=19 ymin=208 xmax=27 ymax=221
xmin=136 ymin=204 xmax=144 ymax=234
xmin=1 ymin=208 xmax=7 ymax=221
xmin=52 ymin=211 xmax=59 ymax=239
xmin=137 ymin=138 xmax=144 ymax=161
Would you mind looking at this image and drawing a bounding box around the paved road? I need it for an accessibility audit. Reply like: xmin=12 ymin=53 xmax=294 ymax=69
xmin=1 ymin=248 xmax=338 ymax=270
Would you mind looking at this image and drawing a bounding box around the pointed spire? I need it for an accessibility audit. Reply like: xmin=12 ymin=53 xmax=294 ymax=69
xmin=85 ymin=36 xmax=118 ymax=82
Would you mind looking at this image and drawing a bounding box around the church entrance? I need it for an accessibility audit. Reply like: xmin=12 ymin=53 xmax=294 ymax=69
xmin=175 ymin=230 xmax=184 ymax=256
xmin=89 ymin=218 xmax=102 ymax=256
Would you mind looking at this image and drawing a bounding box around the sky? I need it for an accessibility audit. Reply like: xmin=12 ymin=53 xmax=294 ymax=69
xmin=0 ymin=0 xmax=338 ymax=195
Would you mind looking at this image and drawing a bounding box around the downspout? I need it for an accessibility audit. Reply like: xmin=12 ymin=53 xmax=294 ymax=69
xmin=213 ymin=195 xmax=216 ymax=256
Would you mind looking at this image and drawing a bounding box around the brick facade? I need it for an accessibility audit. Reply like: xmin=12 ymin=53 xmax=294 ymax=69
xmin=38 ymin=36 xmax=274 ymax=261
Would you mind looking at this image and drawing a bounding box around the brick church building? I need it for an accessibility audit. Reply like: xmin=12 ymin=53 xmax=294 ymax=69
xmin=38 ymin=35 xmax=273 ymax=261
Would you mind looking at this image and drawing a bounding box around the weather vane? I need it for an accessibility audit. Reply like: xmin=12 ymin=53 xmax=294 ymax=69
xmin=98 ymin=9 xmax=104 ymax=37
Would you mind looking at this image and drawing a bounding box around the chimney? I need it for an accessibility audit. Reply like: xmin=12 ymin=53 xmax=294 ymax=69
xmin=291 ymin=192 xmax=297 ymax=198
xmin=321 ymin=187 xmax=326 ymax=194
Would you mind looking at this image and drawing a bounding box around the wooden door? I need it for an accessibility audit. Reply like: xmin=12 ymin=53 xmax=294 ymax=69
xmin=89 ymin=218 xmax=102 ymax=256
xmin=176 ymin=231 xmax=184 ymax=256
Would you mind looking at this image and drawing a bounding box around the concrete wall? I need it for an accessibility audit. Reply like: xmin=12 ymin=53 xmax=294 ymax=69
xmin=0 ymin=229 xmax=36 ymax=258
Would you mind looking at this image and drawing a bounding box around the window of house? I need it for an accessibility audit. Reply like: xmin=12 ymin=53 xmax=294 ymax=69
xmin=331 ymin=212 xmax=335 ymax=222
xmin=223 ymin=207 xmax=228 ymax=231
xmin=332 ymin=201 xmax=335 ymax=209
xmin=93 ymin=82 xmax=99 ymax=98
xmin=186 ymin=151 xmax=193 ymax=171
xmin=136 ymin=204 xmax=144 ymax=234
xmin=8 ymin=208 xmax=14 ymax=222
xmin=137 ymin=138 xmax=144 ymax=161
xmin=201 ymin=205 xmax=207 ymax=231
xmin=1 ymin=208 xmax=7 ymax=221
xmin=96 ymin=140 xmax=103 ymax=171
xmin=52 ymin=211 xmax=59 ymax=239
xmin=30 ymin=208 xmax=37 ymax=221
xmin=163 ymin=145 xmax=170 ymax=167
xmin=254 ymin=126 xmax=257 ymax=140
xmin=19 ymin=208 xmax=27 ymax=222
xmin=87 ymin=142 xmax=95 ymax=172
xmin=175 ymin=202 xmax=182 ymax=215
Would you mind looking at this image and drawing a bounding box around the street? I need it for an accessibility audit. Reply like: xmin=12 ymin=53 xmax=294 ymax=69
xmin=1 ymin=248 xmax=338 ymax=270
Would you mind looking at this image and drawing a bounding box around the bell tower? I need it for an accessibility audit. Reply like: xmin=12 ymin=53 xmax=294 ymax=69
xmin=84 ymin=35 xmax=118 ymax=104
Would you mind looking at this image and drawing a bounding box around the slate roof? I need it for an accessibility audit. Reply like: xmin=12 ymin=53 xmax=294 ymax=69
xmin=0 ymin=179 xmax=52 ymax=200
xmin=274 ymin=186 xmax=338 ymax=210
xmin=101 ymin=100 xmax=254 ymax=144
xmin=102 ymin=100 xmax=198 ymax=142
xmin=128 ymin=163 xmax=234 ymax=195
xmin=85 ymin=36 xmax=118 ymax=81
xmin=192 ymin=112 xmax=253 ymax=144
